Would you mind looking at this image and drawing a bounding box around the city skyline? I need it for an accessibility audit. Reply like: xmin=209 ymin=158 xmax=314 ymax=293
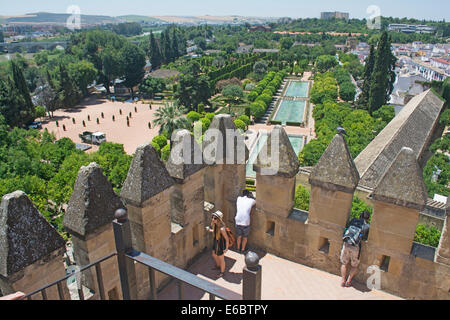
xmin=1 ymin=0 xmax=449 ymax=21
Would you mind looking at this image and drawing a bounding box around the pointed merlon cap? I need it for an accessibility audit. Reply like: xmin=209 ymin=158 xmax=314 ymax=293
xmin=120 ymin=143 xmax=175 ymax=207
xmin=0 ymin=191 xmax=66 ymax=277
xmin=203 ymin=114 xmax=249 ymax=165
xmin=166 ymin=130 xmax=205 ymax=182
xmin=63 ymin=162 xmax=125 ymax=239
xmin=372 ymin=147 xmax=428 ymax=210
xmin=309 ymin=134 xmax=360 ymax=193
xmin=253 ymin=125 xmax=300 ymax=178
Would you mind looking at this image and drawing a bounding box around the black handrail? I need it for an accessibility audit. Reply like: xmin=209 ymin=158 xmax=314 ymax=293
xmin=20 ymin=252 xmax=117 ymax=300
xmin=127 ymin=250 xmax=242 ymax=300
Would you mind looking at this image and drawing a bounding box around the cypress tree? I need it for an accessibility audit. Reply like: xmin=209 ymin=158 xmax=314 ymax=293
xmin=171 ymin=29 xmax=179 ymax=61
xmin=367 ymin=32 xmax=396 ymax=115
xmin=162 ymin=29 xmax=173 ymax=63
xmin=58 ymin=63 xmax=81 ymax=109
xmin=148 ymin=31 xmax=162 ymax=69
xmin=10 ymin=60 xmax=34 ymax=126
xmin=357 ymin=45 xmax=375 ymax=108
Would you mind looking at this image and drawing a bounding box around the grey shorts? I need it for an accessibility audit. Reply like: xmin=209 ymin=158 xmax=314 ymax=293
xmin=235 ymin=225 xmax=250 ymax=238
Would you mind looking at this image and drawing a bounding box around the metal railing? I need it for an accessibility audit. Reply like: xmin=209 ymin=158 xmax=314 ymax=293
xmin=113 ymin=208 xmax=243 ymax=300
xmin=17 ymin=208 xmax=260 ymax=300
xmin=20 ymin=252 xmax=117 ymax=300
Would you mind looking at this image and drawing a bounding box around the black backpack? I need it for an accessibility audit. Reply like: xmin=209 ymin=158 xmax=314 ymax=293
xmin=343 ymin=219 xmax=365 ymax=246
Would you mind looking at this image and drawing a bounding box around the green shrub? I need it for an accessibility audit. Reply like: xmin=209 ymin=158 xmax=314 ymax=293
xmin=350 ymin=196 xmax=373 ymax=222
xmin=414 ymin=224 xmax=441 ymax=248
xmin=294 ymin=185 xmax=310 ymax=211
xmin=187 ymin=111 xmax=202 ymax=123
xmin=152 ymin=135 xmax=168 ymax=149
xmin=270 ymin=120 xmax=282 ymax=125
xmin=197 ymin=103 xmax=205 ymax=113
xmin=161 ymin=144 xmax=171 ymax=162
xmin=238 ymin=115 xmax=250 ymax=126
xmin=204 ymin=113 xmax=216 ymax=122
xmin=234 ymin=119 xmax=246 ymax=132
xmin=151 ymin=141 xmax=161 ymax=157
xmin=248 ymin=90 xmax=259 ymax=102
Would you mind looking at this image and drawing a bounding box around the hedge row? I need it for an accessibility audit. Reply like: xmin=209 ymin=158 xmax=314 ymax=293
xmin=248 ymin=70 xmax=288 ymax=119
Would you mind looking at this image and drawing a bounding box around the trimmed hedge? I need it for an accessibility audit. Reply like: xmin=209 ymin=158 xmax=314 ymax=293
xmin=152 ymin=135 xmax=168 ymax=149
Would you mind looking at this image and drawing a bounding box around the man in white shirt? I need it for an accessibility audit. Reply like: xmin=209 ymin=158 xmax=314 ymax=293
xmin=235 ymin=190 xmax=256 ymax=253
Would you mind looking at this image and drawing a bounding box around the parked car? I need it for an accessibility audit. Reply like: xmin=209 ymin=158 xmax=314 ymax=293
xmin=28 ymin=121 xmax=42 ymax=129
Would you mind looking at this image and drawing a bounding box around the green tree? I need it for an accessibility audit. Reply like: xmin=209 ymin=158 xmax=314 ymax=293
xmin=153 ymin=103 xmax=191 ymax=142
xmin=253 ymin=61 xmax=268 ymax=80
xmin=368 ymin=32 xmax=397 ymax=115
xmin=99 ymin=46 xmax=123 ymax=95
xmin=57 ymin=62 xmax=81 ymax=109
xmin=280 ymin=37 xmax=294 ymax=50
xmin=361 ymin=43 xmax=375 ymax=94
xmin=315 ymin=55 xmax=338 ymax=73
xmin=139 ymin=76 xmax=166 ymax=99
xmin=68 ymin=60 xmax=98 ymax=96
xmin=148 ymin=31 xmax=162 ymax=69
xmin=294 ymin=185 xmax=310 ymax=211
xmin=120 ymin=42 xmax=146 ymax=98
xmin=222 ymin=84 xmax=244 ymax=102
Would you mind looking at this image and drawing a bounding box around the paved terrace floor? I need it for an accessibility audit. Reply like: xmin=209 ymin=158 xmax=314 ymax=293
xmin=158 ymin=249 xmax=401 ymax=300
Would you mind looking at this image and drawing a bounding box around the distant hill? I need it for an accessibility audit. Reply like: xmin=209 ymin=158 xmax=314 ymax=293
xmin=1 ymin=12 xmax=278 ymax=26
xmin=117 ymin=15 xmax=164 ymax=23
xmin=2 ymin=12 xmax=119 ymax=25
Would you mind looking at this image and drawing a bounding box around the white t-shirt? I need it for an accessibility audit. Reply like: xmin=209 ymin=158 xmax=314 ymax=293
xmin=235 ymin=196 xmax=256 ymax=227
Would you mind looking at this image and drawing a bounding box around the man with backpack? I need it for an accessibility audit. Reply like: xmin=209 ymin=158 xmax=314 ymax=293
xmin=340 ymin=210 xmax=371 ymax=287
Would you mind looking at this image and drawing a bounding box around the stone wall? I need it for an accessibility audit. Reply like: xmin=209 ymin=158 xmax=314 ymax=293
xmin=1 ymin=116 xmax=449 ymax=300
xmin=248 ymin=132 xmax=450 ymax=300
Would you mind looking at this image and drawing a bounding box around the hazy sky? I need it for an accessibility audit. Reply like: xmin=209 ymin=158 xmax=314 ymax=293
xmin=1 ymin=0 xmax=449 ymax=20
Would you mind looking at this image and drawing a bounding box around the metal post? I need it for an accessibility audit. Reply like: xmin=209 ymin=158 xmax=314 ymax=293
xmin=242 ymin=252 xmax=262 ymax=300
xmin=113 ymin=208 xmax=138 ymax=300
xmin=148 ymin=267 xmax=157 ymax=300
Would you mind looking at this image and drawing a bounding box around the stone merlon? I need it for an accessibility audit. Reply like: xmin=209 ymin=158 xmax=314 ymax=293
xmin=166 ymin=130 xmax=205 ymax=182
xmin=309 ymin=134 xmax=360 ymax=193
xmin=0 ymin=191 xmax=66 ymax=277
xmin=120 ymin=143 xmax=175 ymax=207
xmin=63 ymin=162 xmax=125 ymax=239
xmin=203 ymin=114 xmax=249 ymax=165
xmin=253 ymin=125 xmax=300 ymax=178
xmin=372 ymin=147 xmax=428 ymax=210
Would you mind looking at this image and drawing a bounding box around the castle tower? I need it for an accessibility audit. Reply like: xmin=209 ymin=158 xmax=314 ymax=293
xmin=253 ymin=125 xmax=299 ymax=219
xmin=307 ymin=134 xmax=360 ymax=273
xmin=0 ymin=191 xmax=67 ymax=299
xmin=251 ymin=125 xmax=300 ymax=256
xmin=120 ymin=143 xmax=175 ymax=298
xmin=203 ymin=114 xmax=248 ymax=226
xmin=370 ymin=147 xmax=427 ymax=255
xmin=63 ymin=163 xmax=125 ymax=300
xmin=166 ymin=130 xmax=207 ymax=267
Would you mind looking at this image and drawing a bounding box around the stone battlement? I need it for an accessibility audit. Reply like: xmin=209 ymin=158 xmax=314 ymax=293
xmin=0 ymin=115 xmax=449 ymax=300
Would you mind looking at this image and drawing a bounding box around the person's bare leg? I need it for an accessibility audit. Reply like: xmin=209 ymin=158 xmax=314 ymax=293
xmin=341 ymin=264 xmax=348 ymax=286
xmin=236 ymin=236 xmax=242 ymax=252
xmin=241 ymin=237 xmax=248 ymax=252
xmin=212 ymin=252 xmax=220 ymax=269
xmin=347 ymin=266 xmax=358 ymax=284
xmin=219 ymin=255 xmax=226 ymax=274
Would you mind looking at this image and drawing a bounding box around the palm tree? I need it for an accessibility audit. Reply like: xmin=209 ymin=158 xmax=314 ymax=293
xmin=152 ymin=102 xmax=191 ymax=144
